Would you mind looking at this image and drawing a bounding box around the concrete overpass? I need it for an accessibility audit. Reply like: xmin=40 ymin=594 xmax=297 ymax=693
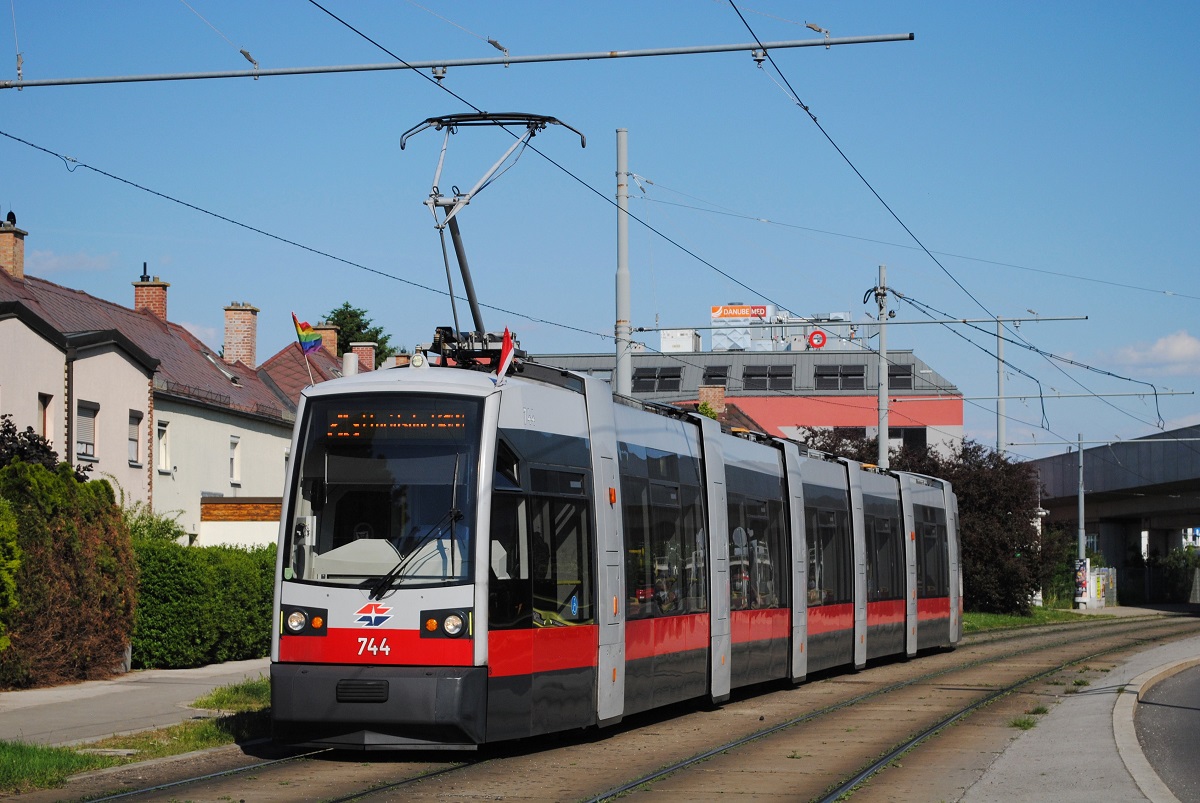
xmin=1031 ymin=425 xmax=1200 ymax=600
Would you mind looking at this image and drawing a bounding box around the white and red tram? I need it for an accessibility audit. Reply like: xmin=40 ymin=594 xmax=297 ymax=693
xmin=271 ymin=359 xmax=961 ymax=749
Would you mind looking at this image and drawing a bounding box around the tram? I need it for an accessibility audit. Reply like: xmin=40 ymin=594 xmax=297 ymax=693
xmin=270 ymin=355 xmax=962 ymax=750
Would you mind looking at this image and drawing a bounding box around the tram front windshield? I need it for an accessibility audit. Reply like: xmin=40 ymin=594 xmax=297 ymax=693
xmin=283 ymin=393 xmax=482 ymax=588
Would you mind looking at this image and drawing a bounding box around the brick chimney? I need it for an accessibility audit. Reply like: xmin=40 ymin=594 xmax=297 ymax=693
xmin=314 ymin=322 xmax=339 ymax=356
xmin=223 ymin=302 xmax=259 ymax=366
xmin=133 ymin=264 xmax=170 ymax=321
xmin=394 ymin=353 xmax=411 ymax=367
xmin=350 ymin=341 xmax=376 ymax=372
xmin=698 ymin=384 xmax=727 ymax=416
xmin=0 ymin=218 xmax=28 ymax=281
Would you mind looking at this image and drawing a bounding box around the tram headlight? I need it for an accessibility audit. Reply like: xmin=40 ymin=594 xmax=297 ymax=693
xmin=286 ymin=610 xmax=308 ymax=632
xmin=442 ymin=612 xmax=465 ymax=637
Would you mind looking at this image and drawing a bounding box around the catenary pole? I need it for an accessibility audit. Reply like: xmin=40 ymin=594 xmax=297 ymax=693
xmin=615 ymin=129 xmax=632 ymax=397
xmin=876 ymin=264 xmax=888 ymax=468
xmin=997 ymin=317 xmax=1005 ymax=455
xmin=1076 ymin=433 xmax=1087 ymax=608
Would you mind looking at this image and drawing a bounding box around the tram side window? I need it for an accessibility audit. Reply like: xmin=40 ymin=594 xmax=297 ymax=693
xmin=528 ymin=490 xmax=594 ymax=626
xmin=728 ymin=493 xmax=787 ymax=610
xmin=649 ymin=482 xmax=684 ymax=614
xmin=623 ymin=473 xmax=707 ymax=618
xmin=622 ymin=476 xmax=654 ymax=619
xmin=680 ymin=485 xmax=708 ymax=613
xmin=489 ymin=492 xmax=531 ymax=629
xmin=807 ymin=506 xmax=852 ymax=606
xmin=866 ymin=512 xmax=904 ymax=602
xmin=914 ymin=504 xmax=949 ymax=598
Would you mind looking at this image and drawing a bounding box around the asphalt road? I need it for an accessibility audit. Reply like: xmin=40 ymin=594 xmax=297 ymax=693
xmin=1136 ymin=663 xmax=1200 ymax=802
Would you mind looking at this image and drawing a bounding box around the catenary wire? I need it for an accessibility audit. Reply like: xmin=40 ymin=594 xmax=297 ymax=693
xmin=725 ymin=0 xmax=1178 ymax=439
xmin=15 ymin=4 xmax=1179 ymax=458
xmin=0 ymin=129 xmax=610 ymax=343
xmin=896 ymin=291 xmax=1165 ymax=429
xmin=0 ymin=123 xmax=1105 ymax=464
xmin=628 ymin=186 xmax=1200 ymax=303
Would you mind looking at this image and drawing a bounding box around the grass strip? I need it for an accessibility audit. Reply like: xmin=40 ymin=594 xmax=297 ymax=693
xmin=0 ymin=675 xmax=271 ymax=793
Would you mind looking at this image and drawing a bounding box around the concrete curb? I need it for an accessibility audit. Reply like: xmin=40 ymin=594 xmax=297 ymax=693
xmin=1113 ymin=656 xmax=1200 ymax=803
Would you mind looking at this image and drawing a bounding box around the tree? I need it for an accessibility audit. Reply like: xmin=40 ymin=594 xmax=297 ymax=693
xmin=323 ymin=302 xmax=399 ymax=362
xmin=0 ymin=414 xmax=59 ymax=472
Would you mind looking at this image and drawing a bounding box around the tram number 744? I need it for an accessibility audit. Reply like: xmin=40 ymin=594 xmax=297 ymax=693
xmin=357 ymin=637 xmax=392 ymax=657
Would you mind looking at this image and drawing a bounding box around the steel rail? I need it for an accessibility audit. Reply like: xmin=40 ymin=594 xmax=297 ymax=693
xmin=815 ymin=622 xmax=1200 ymax=802
xmin=586 ymin=616 xmax=1200 ymax=802
xmin=85 ymin=746 xmax=332 ymax=802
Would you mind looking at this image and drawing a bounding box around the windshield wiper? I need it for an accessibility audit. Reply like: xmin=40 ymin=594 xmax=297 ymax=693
xmin=366 ymin=454 xmax=463 ymax=600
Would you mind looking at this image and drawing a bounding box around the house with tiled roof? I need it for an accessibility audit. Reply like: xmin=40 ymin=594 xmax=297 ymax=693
xmin=0 ymin=217 xmax=351 ymax=545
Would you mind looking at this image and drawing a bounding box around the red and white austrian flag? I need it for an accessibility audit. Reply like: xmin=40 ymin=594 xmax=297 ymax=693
xmin=495 ymin=327 xmax=516 ymax=386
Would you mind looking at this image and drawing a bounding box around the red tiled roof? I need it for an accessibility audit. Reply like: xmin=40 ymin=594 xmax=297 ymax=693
xmin=259 ymin=343 xmax=342 ymax=406
xmin=672 ymin=400 xmax=767 ymax=433
xmin=0 ymin=271 xmax=293 ymax=422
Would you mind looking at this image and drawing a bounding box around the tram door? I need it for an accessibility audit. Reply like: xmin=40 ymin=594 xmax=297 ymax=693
xmin=486 ymin=468 xmax=598 ymax=739
xmin=527 ymin=481 xmax=595 ymax=734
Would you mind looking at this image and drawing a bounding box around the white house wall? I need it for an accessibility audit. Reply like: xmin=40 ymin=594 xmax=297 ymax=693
xmin=0 ymin=318 xmax=66 ymax=451
xmin=70 ymin=345 xmax=152 ymax=505
xmin=197 ymin=520 xmax=278 ymax=548
xmin=153 ymin=398 xmax=291 ymax=538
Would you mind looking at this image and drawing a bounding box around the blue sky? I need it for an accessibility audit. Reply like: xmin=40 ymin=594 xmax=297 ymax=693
xmin=2 ymin=1 xmax=1197 ymax=461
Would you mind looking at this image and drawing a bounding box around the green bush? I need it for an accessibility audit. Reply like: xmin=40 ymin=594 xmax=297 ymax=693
xmin=123 ymin=500 xmax=188 ymax=542
xmin=130 ymin=538 xmax=220 ymax=668
xmin=0 ymin=499 xmax=19 ymax=653
xmin=131 ymin=539 xmax=276 ymax=669
xmin=208 ymin=545 xmax=275 ymax=663
xmin=0 ymin=461 xmax=137 ymax=688
xmin=1161 ymin=547 xmax=1200 ymax=603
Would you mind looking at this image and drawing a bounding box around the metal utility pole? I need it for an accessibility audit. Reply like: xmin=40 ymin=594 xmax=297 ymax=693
xmin=1076 ymin=433 xmax=1087 ymax=608
xmin=615 ymin=129 xmax=632 ymax=397
xmin=996 ymin=318 xmax=1005 ymax=455
xmin=875 ymin=264 xmax=889 ymax=468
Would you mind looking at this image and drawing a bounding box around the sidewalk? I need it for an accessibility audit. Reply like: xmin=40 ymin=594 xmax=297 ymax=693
xmin=0 ymin=657 xmax=270 ymax=746
xmin=963 ymin=606 xmax=1200 ymax=803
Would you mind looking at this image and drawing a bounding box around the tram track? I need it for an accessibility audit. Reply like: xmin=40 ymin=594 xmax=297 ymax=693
xmin=37 ymin=613 xmax=1200 ymax=803
xmin=599 ymin=616 xmax=1200 ymax=802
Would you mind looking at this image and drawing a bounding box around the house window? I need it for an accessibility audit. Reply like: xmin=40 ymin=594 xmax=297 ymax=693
xmin=632 ymin=367 xmax=683 ymax=393
xmin=743 ymin=365 xmax=793 ymax=392
xmin=128 ymin=411 xmax=143 ymax=465
xmin=832 ymin=427 xmax=867 ymax=441
xmin=888 ymin=427 xmax=927 ymax=450
xmin=157 ymin=421 xmax=171 ymax=474
xmin=229 ymin=436 xmax=241 ymax=485
xmin=76 ymin=401 xmax=99 ymax=459
xmin=38 ymin=393 xmax=53 ymax=440
xmin=702 ymin=365 xmax=730 ymax=387
xmin=888 ymin=364 xmax=914 ymax=390
xmin=815 ymin=364 xmax=866 ymax=391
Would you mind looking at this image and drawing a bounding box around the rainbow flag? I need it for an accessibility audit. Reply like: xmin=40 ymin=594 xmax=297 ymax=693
xmin=292 ymin=312 xmax=322 ymax=355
